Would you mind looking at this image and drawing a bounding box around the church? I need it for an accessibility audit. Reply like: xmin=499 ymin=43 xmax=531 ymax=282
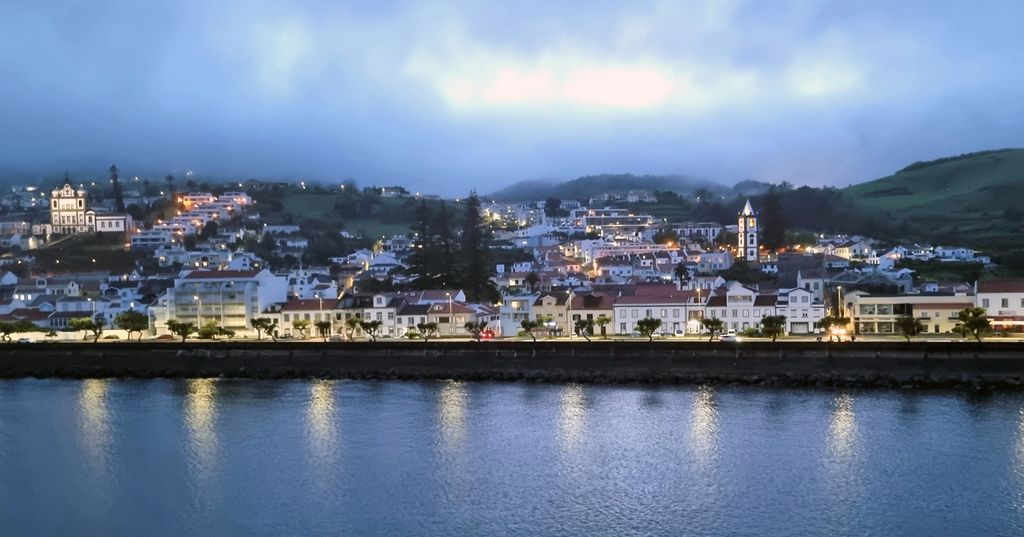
xmin=49 ymin=177 xmax=133 ymax=236
xmin=738 ymin=199 xmax=759 ymax=262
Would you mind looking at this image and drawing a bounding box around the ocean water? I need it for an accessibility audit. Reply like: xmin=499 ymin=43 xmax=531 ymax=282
xmin=1 ymin=378 xmax=1022 ymax=536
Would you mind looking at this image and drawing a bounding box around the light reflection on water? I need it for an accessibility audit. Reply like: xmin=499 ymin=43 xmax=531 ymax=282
xmin=828 ymin=393 xmax=858 ymax=463
xmin=306 ymin=379 xmax=339 ymax=469
xmin=688 ymin=385 xmax=719 ymax=466
xmin=558 ymin=384 xmax=587 ymax=452
xmin=77 ymin=378 xmax=111 ymax=474
xmin=438 ymin=380 xmax=467 ymax=451
xmin=185 ymin=378 xmax=219 ymax=505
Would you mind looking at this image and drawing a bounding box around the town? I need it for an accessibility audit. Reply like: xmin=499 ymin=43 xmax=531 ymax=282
xmin=0 ymin=168 xmax=1017 ymax=343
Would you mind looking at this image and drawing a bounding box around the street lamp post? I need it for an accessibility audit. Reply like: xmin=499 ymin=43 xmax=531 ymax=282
xmin=193 ymin=294 xmax=201 ymax=326
xmin=447 ymin=292 xmax=453 ymax=336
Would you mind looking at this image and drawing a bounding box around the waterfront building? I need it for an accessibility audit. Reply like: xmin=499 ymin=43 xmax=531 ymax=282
xmin=849 ymin=292 xmax=974 ymax=335
xmin=975 ymin=280 xmax=1024 ymax=330
xmin=149 ymin=269 xmax=288 ymax=336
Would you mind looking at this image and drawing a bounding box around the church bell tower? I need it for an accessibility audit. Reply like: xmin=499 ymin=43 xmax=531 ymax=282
xmin=738 ymin=200 xmax=758 ymax=262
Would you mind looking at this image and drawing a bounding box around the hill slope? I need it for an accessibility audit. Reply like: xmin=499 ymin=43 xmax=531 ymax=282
xmin=489 ymin=174 xmax=728 ymax=202
xmin=843 ymin=149 xmax=1024 ymax=216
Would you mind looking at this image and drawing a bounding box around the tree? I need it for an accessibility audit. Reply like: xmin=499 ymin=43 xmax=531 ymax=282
xmin=110 ymin=164 xmax=126 ymax=213
xmin=955 ymin=307 xmax=990 ymax=342
xmin=199 ymin=220 xmax=219 ymax=241
xmin=71 ymin=317 xmax=104 ymax=343
xmin=760 ymin=186 xmax=787 ymax=251
xmin=197 ymin=321 xmax=222 ymax=339
xmin=574 ymin=318 xmax=594 ymax=342
xmin=594 ymin=315 xmax=611 ymax=339
xmin=895 ymin=315 xmax=927 ymax=342
xmin=636 ymin=318 xmax=662 ymax=342
xmin=0 ymin=320 xmax=37 ymax=342
xmin=359 ymin=320 xmax=383 ymax=342
xmin=458 ymin=191 xmax=498 ymax=303
xmin=543 ymin=197 xmax=564 ymax=217
xmin=164 ymin=174 xmax=175 ymax=199
xmin=292 ymin=318 xmax=311 ymax=339
xmin=345 ymin=316 xmax=362 ymax=340
xmin=520 ymin=319 xmax=542 ymax=342
xmin=673 ymin=263 xmax=689 ymax=286
xmin=464 ymin=320 xmax=488 ymax=342
xmin=433 ymin=201 xmax=456 ymax=288
xmin=408 ymin=200 xmax=435 ymax=287
xmin=761 ymin=315 xmax=787 ymax=342
xmin=315 ymin=321 xmax=332 ymax=342
xmin=166 ymin=320 xmax=195 ymax=342
xmin=525 ymin=271 xmax=541 ymax=293
xmin=250 ymin=317 xmax=277 ymax=340
xmin=701 ymin=317 xmax=724 ymax=342
xmin=417 ymin=322 xmax=439 ymax=342
xmin=115 ymin=310 xmax=148 ymax=341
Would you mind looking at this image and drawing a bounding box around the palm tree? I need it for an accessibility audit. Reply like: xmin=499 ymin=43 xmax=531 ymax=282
xmin=673 ymin=262 xmax=689 ymax=286
xmin=895 ymin=316 xmax=926 ymax=342
xmin=955 ymin=307 xmax=990 ymax=342
xmin=594 ymin=314 xmax=611 ymax=339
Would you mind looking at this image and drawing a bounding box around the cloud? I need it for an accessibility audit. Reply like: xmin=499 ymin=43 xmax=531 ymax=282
xmin=0 ymin=0 xmax=1022 ymax=194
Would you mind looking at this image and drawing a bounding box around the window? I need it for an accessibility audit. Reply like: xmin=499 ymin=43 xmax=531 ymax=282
xmin=982 ymin=298 xmax=990 ymax=308
xmin=660 ymin=309 xmax=667 ymax=318
xmin=439 ymin=316 xmax=450 ymax=323
xmin=283 ymin=314 xmax=290 ymax=322
xmin=1002 ymin=298 xmax=1009 ymax=308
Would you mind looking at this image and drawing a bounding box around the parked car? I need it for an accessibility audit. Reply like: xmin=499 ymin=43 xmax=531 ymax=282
xmin=328 ymin=335 xmax=345 ymax=342
xmin=16 ymin=337 xmax=35 ymax=344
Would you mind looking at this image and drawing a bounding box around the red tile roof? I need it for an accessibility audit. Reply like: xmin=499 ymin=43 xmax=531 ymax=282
xmin=977 ymin=280 xmax=1024 ymax=294
xmin=183 ymin=270 xmax=261 ymax=280
xmin=279 ymin=298 xmax=339 ymax=311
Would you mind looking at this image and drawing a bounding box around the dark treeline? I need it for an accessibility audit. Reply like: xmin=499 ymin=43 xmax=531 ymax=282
xmin=408 ymin=191 xmax=499 ymax=302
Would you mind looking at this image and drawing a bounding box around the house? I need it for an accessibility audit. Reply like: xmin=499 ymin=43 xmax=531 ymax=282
xmin=612 ymin=288 xmax=699 ymax=335
xmin=532 ymin=292 xmax=571 ymax=334
xmin=568 ymin=294 xmax=616 ymax=337
xmin=976 ymin=280 xmax=1024 ymax=331
xmin=275 ymin=298 xmax=341 ymax=337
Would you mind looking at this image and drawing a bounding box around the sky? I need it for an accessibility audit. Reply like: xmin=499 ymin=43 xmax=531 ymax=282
xmin=2 ymin=0 xmax=1023 ymax=195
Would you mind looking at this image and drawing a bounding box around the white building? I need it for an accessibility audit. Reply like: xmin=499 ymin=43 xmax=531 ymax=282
xmin=976 ymin=280 xmax=1024 ymax=330
xmin=49 ymin=178 xmax=132 ymax=235
xmin=149 ymin=269 xmax=288 ymax=336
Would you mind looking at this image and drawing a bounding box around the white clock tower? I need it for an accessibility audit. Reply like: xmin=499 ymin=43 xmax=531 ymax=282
xmin=738 ymin=199 xmax=758 ymax=262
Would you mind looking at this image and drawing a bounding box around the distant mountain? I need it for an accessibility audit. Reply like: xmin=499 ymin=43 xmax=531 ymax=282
xmin=489 ymin=173 xmax=726 ymax=202
xmin=842 ymin=148 xmax=1024 ymax=216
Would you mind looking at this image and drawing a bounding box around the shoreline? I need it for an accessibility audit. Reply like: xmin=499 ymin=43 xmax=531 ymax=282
xmin=3 ymin=341 xmax=1024 ymax=390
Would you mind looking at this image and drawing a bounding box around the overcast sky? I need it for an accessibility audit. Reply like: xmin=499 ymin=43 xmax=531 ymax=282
xmin=2 ymin=0 xmax=1022 ymax=194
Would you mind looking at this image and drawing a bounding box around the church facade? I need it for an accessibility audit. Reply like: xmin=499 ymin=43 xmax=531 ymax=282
xmin=49 ymin=179 xmax=132 ymax=236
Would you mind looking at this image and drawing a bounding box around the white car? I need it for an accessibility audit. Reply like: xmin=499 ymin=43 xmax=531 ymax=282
xmin=16 ymin=337 xmax=36 ymax=344
xmin=718 ymin=330 xmax=739 ymax=343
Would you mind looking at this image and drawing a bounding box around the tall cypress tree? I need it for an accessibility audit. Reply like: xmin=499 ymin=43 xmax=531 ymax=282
xmin=458 ymin=191 xmax=496 ymax=302
xmin=408 ymin=200 xmax=435 ymax=288
xmin=760 ymin=186 xmax=787 ymax=251
xmin=110 ymin=164 xmax=125 ymax=212
xmin=433 ymin=201 xmax=455 ymax=288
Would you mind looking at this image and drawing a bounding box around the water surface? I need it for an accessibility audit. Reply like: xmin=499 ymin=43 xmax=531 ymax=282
xmin=1 ymin=379 xmax=1022 ymax=536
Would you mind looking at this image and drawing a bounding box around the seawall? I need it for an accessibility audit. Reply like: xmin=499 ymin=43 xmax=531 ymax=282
xmin=3 ymin=341 xmax=1024 ymax=389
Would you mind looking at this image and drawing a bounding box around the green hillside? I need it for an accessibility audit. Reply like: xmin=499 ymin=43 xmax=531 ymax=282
xmin=842 ymin=149 xmax=1024 ymax=249
xmin=844 ymin=149 xmax=1024 ymax=215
